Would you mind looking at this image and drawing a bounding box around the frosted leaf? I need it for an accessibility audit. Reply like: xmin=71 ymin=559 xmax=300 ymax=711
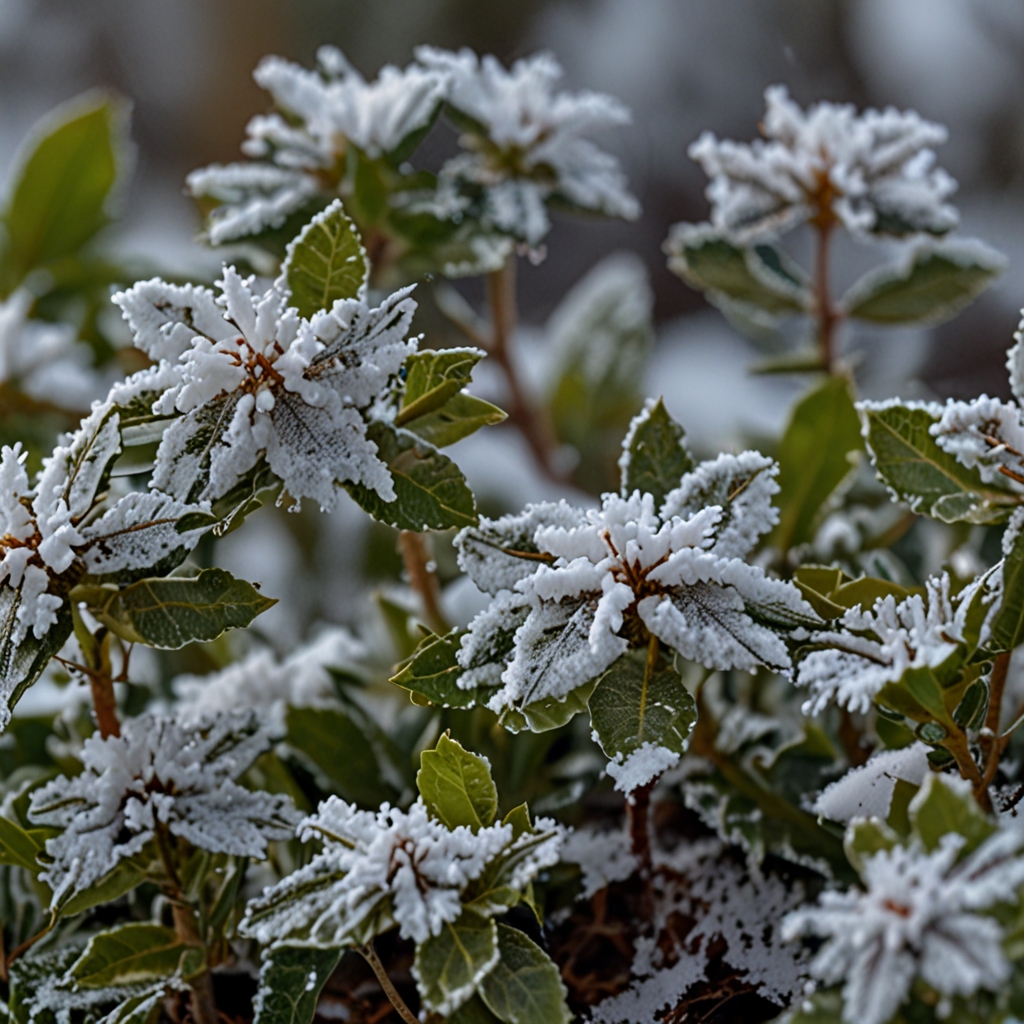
xmin=660 ymin=451 xmax=779 ymax=559
xmin=1008 ymin=311 xmax=1024 ymax=404
xmin=560 ymin=823 xmax=637 ymax=898
xmin=187 ymin=48 xmax=446 ymax=244
xmin=814 ymin=743 xmax=931 ymax=824
xmin=116 ymin=270 xmax=418 ymax=509
xmin=0 ymin=290 xmax=103 ymax=410
xmin=930 ymin=394 xmax=1024 ymax=490
xmin=29 ymin=712 xmax=298 ymax=907
xmin=455 ymin=501 xmax=587 ymax=595
xmin=416 ymin=47 xmax=639 ymax=246
xmin=174 ymin=626 xmax=367 ymax=732
xmin=782 ymin=823 xmax=1024 ymax=1024
xmin=456 ymin=590 xmax=530 ymax=691
xmin=689 ymin=85 xmax=957 ymax=244
xmin=80 ymin=490 xmax=209 ymax=580
xmin=606 ymin=742 xmax=679 ymax=794
xmin=240 ymin=796 xmax=561 ymax=948
xmin=796 ymin=573 xmax=966 ymax=715
xmin=459 ymin=481 xmax=814 ymax=720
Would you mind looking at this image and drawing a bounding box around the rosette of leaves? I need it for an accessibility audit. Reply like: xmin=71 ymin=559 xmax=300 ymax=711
xmin=240 ymin=734 xmax=569 ymax=1024
xmin=187 ymin=46 xmax=512 ymax=283
xmin=112 ymin=202 xmax=503 ymax=534
xmin=783 ymin=773 xmax=1024 ymax=1024
xmin=393 ymin=400 xmax=818 ymax=794
xmin=0 ymin=401 xmax=273 ymax=729
xmin=664 ymin=87 xmax=1005 ymax=373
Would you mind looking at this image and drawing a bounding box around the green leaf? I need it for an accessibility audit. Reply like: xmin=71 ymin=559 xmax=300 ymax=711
xmin=588 ymin=648 xmax=696 ymax=777
xmin=345 ymin=422 xmax=478 ymax=531
xmin=665 ymin=225 xmax=810 ymax=314
xmin=67 ymin=923 xmax=189 ymax=989
xmin=405 ymin=392 xmax=507 ymax=449
xmin=418 ymin=734 xmax=498 ymax=832
xmin=253 ymin=946 xmax=342 ymax=1024
xmin=59 ymin=859 xmax=149 ymax=916
xmin=391 ymin=631 xmax=480 ymax=708
xmin=396 ymin=349 xmax=485 ymax=427
xmin=860 ymin=402 xmax=1014 ymax=524
xmin=794 ymin=565 xmax=912 ymax=620
xmin=620 ymin=398 xmax=694 ymax=507
xmin=842 ymin=240 xmax=1005 ymax=326
xmin=478 ymin=924 xmax=570 ymax=1024
xmin=0 ymin=600 xmax=73 ymax=727
xmin=286 ymin=705 xmax=396 ymax=807
xmin=282 ymin=199 xmax=369 ymax=318
xmin=0 ymin=815 xmax=44 ymax=874
xmin=2 ymin=92 xmax=128 ymax=286
xmin=448 ymin=995 xmax=505 ymax=1024
xmin=98 ymin=988 xmax=166 ymax=1024
xmin=987 ymin=524 xmax=1024 ymax=654
xmin=772 ymin=376 xmax=863 ymax=552
xmin=414 ymin=910 xmax=499 ymax=1016
xmin=909 ymin=773 xmax=996 ymax=855
xmin=74 ymin=568 xmax=275 ymax=649
xmin=843 ymin=818 xmax=899 ymax=876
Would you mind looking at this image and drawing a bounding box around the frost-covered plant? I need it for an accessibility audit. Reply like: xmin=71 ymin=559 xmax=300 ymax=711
xmin=783 ymin=775 xmax=1024 ymax=1024
xmin=665 ymin=85 xmax=1004 ymax=373
xmin=241 ymin=735 xmax=569 ymax=1021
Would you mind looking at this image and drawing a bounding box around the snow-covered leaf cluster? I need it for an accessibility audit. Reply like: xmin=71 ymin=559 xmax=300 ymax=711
xmin=29 ymin=711 xmax=298 ymax=906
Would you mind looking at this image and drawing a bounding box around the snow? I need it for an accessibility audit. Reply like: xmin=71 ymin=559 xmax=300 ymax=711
xmin=931 ymin=393 xmax=1024 ymax=489
xmin=29 ymin=712 xmax=298 ymax=907
xmin=783 ymin=806 xmax=1024 ymax=1024
xmin=561 ymin=822 xmax=638 ymax=897
xmin=415 ymin=46 xmax=639 ymax=246
xmin=796 ymin=573 xmax=966 ymax=715
xmin=240 ymin=795 xmax=563 ymax=948
xmin=606 ymin=741 xmax=679 ymax=794
xmin=114 ymin=269 xmax=418 ymax=510
xmin=814 ymin=742 xmax=931 ymax=823
xmin=689 ymin=84 xmax=958 ymax=243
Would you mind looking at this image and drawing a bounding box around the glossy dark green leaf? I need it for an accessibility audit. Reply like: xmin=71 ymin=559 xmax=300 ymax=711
xmin=843 ymin=240 xmax=1005 ymax=326
xmin=620 ymin=399 xmax=694 ymax=507
xmin=253 ymin=946 xmax=342 ymax=1024
xmin=414 ymin=910 xmax=498 ymax=1016
xmin=282 ymin=200 xmax=368 ymax=318
xmin=74 ymin=568 xmax=275 ymax=649
xmin=418 ymin=734 xmax=498 ymax=832
xmin=345 ymin=422 xmax=477 ymax=531
xmin=67 ymin=923 xmax=189 ymax=988
xmin=772 ymin=376 xmax=863 ymax=552
xmin=391 ymin=631 xmax=492 ymax=709
xmin=0 ymin=815 xmax=45 ymax=873
xmin=479 ymin=924 xmax=571 ymax=1024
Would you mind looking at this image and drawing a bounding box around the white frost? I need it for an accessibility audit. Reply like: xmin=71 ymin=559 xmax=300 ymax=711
xmin=814 ymin=743 xmax=931 ymax=824
xmin=606 ymin=742 xmax=680 ymax=794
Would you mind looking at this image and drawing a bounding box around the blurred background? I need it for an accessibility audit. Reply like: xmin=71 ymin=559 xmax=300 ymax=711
xmin=4 ymin=0 xmax=1024 ymax=642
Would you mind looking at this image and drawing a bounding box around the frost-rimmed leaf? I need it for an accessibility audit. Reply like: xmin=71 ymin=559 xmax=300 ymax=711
xmin=413 ymin=909 xmax=499 ymax=1017
xmin=282 ymin=199 xmax=369 ymax=318
xmin=771 ymin=375 xmax=863 ymax=552
xmin=253 ymin=946 xmax=342 ymax=1024
xmin=0 ymin=599 xmax=73 ymax=731
xmin=479 ymin=924 xmax=571 ymax=1024
xmin=986 ymin=511 xmax=1024 ymax=654
xmin=663 ymin=223 xmax=810 ymax=314
xmin=67 ymin=923 xmax=190 ymax=989
xmin=842 ymin=238 xmax=1005 ymax=326
xmin=345 ymin=421 xmax=477 ymax=530
xmin=391 ymin=630 xmax=486 ymax=708
xmin=75 ymin=568 xmax=275 ymax=649
xmin=396 ymin=348 xmax=486 ymax=426
xmin=859 ymin=400 xmax=1015 ymax=524
xmin=618 ymin=398 xmax=694 ymax=507
xmin=588 ymin=648 xmax=697 ymax=793
xmin=418 ymin=734 xmax=498 ymax=833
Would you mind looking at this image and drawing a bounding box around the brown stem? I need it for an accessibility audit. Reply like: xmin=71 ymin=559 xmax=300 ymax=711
xmin=398 ymin=531 xmax=448 ymax=635
xmin=359 ymin=941 xmax=419 ymax=1024
xmin=942 ymin=728 xmax=990 ymax=811
xmin=976 ymin=652 xmax=1013 ymax=804
xmin=156 ymin=826 xmax=217 ymax=1024
xmin=75 ymin=630 xmax=120 ymax=739
xmin=485 ymin=260 xmax=563 ymax=483
xmin=838 ymin=709 xmax=870 ymax=767
xmin=4 ymin=912 xmax=56 ymax=969
xmin=813 ymin=221 xmax=840 ymax=374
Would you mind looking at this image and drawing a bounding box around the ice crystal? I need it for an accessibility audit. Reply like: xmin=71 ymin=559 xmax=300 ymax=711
xmin=188 ymin=47 xmax=447 ymax=244
xmin=782 ymin=819 xmax=1024 ymax=1024
xmin=690 ymin=85 xmax=957 ymax=243
xmin=415 ymin=47 xmax=639 ymax=246
xmin=456 ymin=456 xmax=815 ymax=720
xmin=240 ymin=796 xmax=562 ymax=947
xmin=29 ymin=712 xmax=298 ymax=906
xmin=796 ymin=574 xmax=965 ymax=715
xmin=606 ymin=742 xmax=680 ymax=794
xmin=113 ymin=268 xmax=417 ymax=509
xmin=174 ymin=626 xmax=366 ymax=731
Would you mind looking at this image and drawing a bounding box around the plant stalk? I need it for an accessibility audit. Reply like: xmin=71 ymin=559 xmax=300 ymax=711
xmin=398 ymin=531 xmax=448 ymax=635
xmin=813 ymin=220 xmax=840 ymax=374
xmin=359 ymin=941 xmax=419 ymax=1024
xmin=81 ymin=631 xmax=120 ymax=739
xmin=485 ymin=259 xmax=563 ymax=482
